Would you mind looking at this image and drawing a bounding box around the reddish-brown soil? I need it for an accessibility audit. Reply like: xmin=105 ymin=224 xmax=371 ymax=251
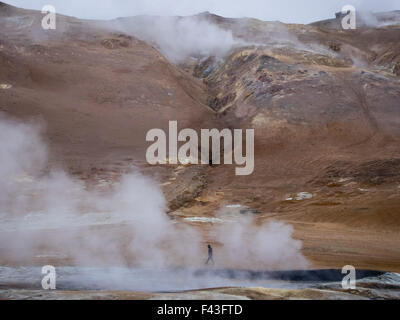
xmin=1 ymin=3 xmax=399 ymax=273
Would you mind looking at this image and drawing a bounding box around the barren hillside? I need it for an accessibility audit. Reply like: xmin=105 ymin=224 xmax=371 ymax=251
xmin=1 ymin=2 xmax=399 ymax=277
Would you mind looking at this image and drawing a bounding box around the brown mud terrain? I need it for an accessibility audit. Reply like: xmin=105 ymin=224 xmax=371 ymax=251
xmin=0 ymin=2 xmax=400 ymax=299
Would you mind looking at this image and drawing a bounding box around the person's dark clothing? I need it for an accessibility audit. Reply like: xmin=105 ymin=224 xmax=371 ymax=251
xmin=205 ymin=245 xmax=215 ymax=265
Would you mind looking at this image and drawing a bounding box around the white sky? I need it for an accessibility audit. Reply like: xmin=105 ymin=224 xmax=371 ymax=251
xmin=3 ymin=0 xmax=400 ymax=24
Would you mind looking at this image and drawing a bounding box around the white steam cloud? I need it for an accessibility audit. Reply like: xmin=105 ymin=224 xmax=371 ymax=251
xmin=112 ymin=15 xmax=241 ymax=63
xmin=0 ymin=115 xmax=308 ymax=289
xmin=215 ymin=219 xmax=309 ymax=270
xmin=0 ymin=115 xmax=202 ymax=268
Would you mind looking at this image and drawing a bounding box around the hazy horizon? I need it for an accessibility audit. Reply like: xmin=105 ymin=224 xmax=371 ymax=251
xmin=3 ymin=0 xmax=400 ymax=24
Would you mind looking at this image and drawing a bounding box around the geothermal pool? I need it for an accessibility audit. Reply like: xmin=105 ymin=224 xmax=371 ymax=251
xmin=0 ymin=266 xmax=395 ymax=293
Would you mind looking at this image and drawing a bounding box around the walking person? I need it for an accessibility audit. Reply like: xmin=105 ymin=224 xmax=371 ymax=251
xmin=205 ymin=244 xmax=215 ymax=265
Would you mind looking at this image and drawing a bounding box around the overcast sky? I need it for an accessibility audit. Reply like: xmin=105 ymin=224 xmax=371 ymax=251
xmin=4 ymin=0 xmax=400 ymax=24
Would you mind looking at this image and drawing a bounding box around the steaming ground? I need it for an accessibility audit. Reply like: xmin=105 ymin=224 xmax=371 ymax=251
xmin=0 ymin=114 xmax=312 ymax=295
xmin=109 ymin=15 xmax=242 ymax=64
xmin=106 ymin=13 xmax=308 ymax=64
xmin=1 ymin=266 xmax=399 ymax=299
xmin=0 ymin=267 xmax=312 ymax=292
xmin=0 ymin=115 xmax=308 ymax=271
